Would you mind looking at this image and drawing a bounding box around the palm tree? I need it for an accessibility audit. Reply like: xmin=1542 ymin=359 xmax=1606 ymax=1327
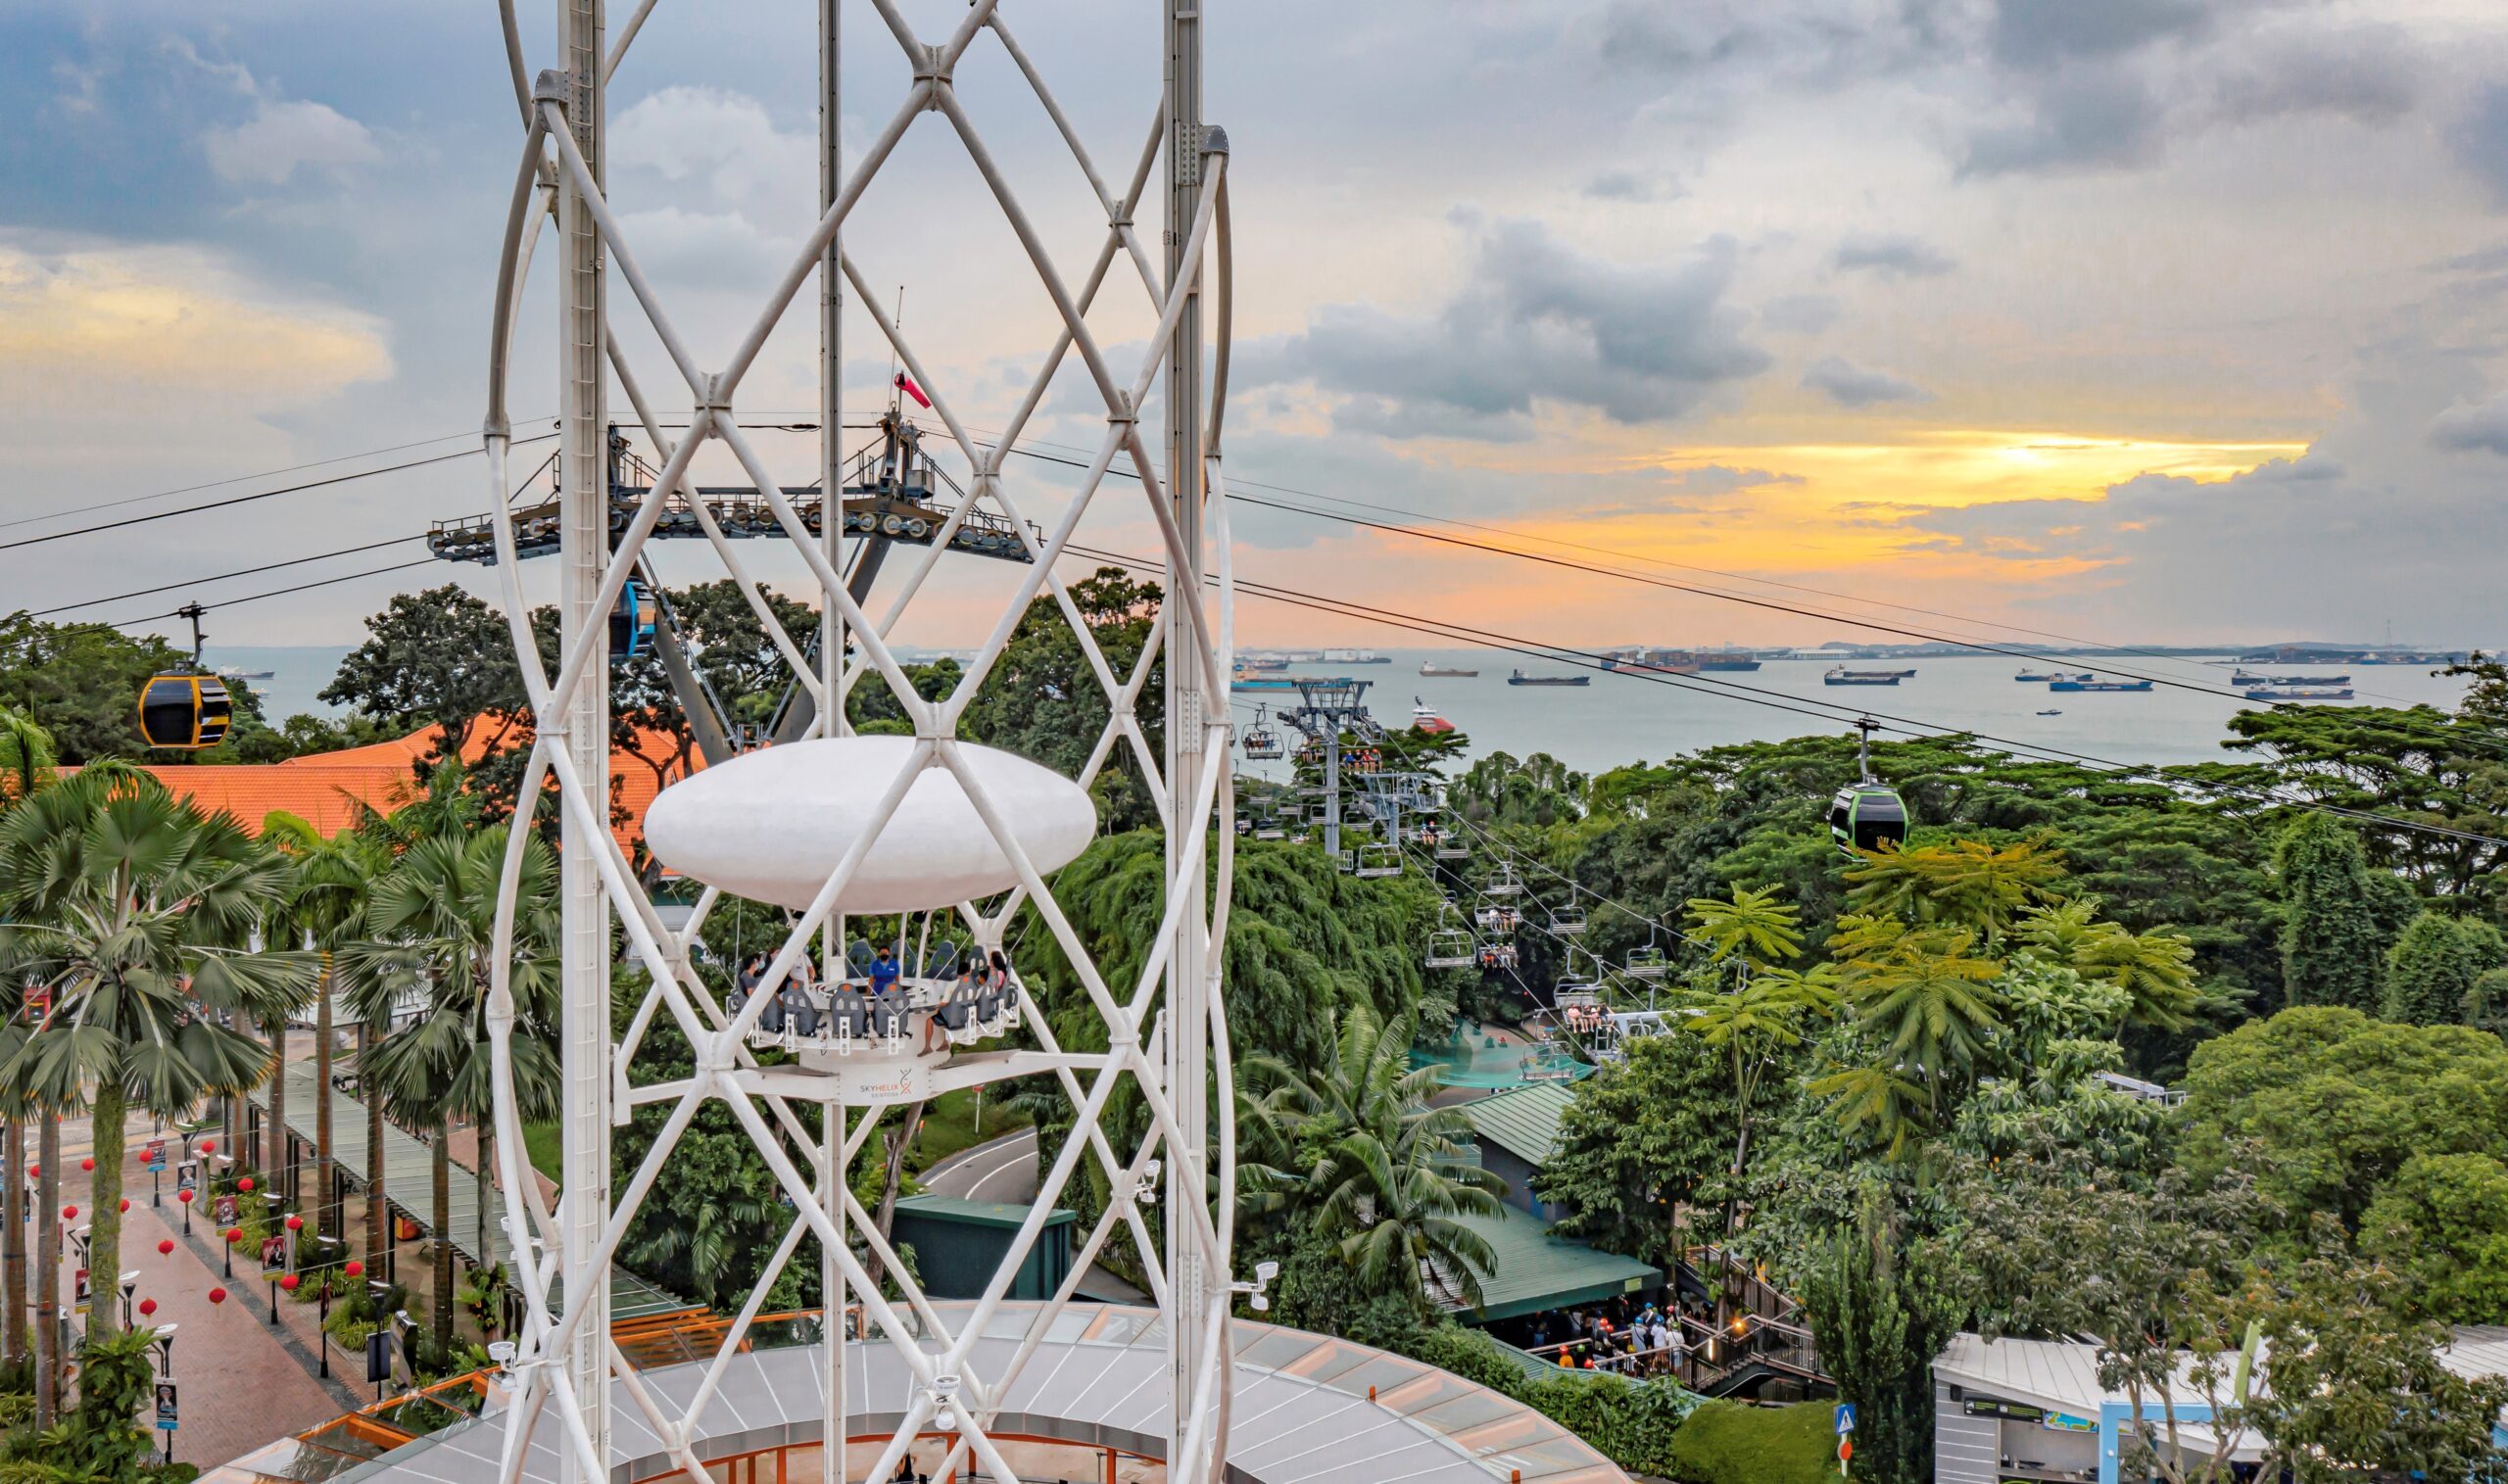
xmin=337 ymin=824 xmax=560 ymax=1353
xmin=1843 ymin=838 xmax=2066 ymax=938
xmin=0 ymin=765 xmax=318 ymax=1334
xmin=0 ymin=705 xmax=52 ymax=1383
xmin=1829 ymin=914 xmax=2004 ymax=1126
xmin=338 ymin=760 xmax=480 ymax=1293
xmin=1242 ymin=1006 xmax=1504 ymax=1310
xmin=264 ymin=813 xmax=390 ymax=1241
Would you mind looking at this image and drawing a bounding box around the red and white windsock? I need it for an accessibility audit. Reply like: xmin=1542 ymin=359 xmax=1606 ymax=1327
xmin=893 ymin=370 xmax=932 ymax=408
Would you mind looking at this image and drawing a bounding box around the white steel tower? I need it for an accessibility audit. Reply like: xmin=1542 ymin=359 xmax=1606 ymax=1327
xmin=475 ymin=3 xmax=1240 ymax=1482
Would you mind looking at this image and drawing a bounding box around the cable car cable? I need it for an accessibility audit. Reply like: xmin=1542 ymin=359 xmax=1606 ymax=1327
xmin=997 ymin=438 xmax=2434 ymax=710
xmin=984 ymin=428 xmax=2434 ymax=708
xmin=1062 ymin=541 xmax=2508 ymax=850
xmin=0 ymin=426 xmax=509 ymax=535
xmin=30 ymin=536 xmax=424 ymax=617
xmin=0 ymin=435 xmax=555 ymax=555
xmin=108 ymin=557 xmax=442 ymax=628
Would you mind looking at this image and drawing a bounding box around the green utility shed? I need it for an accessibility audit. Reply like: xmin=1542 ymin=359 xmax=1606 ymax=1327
xmin=891 ymin=1195 xmax=1076 ymax=1301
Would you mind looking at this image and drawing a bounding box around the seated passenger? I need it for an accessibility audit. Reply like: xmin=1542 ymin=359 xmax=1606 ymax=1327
xmin=868 ymin=946 xmax=901 ymax=998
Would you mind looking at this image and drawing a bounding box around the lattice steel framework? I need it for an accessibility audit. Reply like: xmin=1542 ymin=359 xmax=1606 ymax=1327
xmin=475 ymin=4 xmax=1241 ymax=1483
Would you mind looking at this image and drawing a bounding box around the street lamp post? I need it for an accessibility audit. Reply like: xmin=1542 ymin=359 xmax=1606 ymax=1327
xmin=152 ymin=1324 xmax=176 ymax=1466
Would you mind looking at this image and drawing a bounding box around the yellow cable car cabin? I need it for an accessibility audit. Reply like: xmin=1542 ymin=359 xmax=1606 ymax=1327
xmin=137 ymin=673 xmax=232 ymax=749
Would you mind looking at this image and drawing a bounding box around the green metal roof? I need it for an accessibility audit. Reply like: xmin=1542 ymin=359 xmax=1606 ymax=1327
xmin=1462 ymin=1079 xmax=1576 ymax=1166
xmin=893 ymin=1193 xmax=1076 ymax=1230
xmin=1445 ymin=1204 xmax=1660 ymax=1323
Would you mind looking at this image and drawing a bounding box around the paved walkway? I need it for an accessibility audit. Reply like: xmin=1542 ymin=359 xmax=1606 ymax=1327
xmin=921 ymin=1126 xmax=1039 ymax=1203
xmin=119 ymin=1197 xmax=366 ymax=1467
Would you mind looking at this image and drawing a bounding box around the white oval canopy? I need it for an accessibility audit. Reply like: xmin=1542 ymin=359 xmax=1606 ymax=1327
xmin=643 ymin=735 xmax=1097 ymax=913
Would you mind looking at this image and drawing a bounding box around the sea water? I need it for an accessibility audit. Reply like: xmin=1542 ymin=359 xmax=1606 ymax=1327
xmin=207 ymin=643 xmax=2478 ymax=779
xmin=1231 ymin=650 xmax=2479 ymax=780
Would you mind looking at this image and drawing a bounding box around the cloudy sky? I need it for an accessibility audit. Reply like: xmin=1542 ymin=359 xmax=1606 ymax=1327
xmin=6 ymin=0 xmax=2508 ymax=653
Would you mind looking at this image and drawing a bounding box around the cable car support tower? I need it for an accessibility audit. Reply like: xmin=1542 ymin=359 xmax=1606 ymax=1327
xmin=478 ymin=5 xmax=1240 ymax=1484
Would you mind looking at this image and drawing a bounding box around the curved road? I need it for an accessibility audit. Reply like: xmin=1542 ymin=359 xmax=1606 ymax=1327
xmin=920 ymin=1125 xmax=1038 ymax=1203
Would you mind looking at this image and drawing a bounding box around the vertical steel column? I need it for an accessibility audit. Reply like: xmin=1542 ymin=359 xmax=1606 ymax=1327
xmin=555 ymin=3 xmax=611 ymax=1481
xmin=1163 ymin=1 xmax=1210 ymax=1478
xmin=817 ymin=15 xmax=848 ymax=1483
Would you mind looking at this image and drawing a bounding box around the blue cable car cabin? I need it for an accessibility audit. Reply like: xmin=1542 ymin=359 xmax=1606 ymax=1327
xmin=610 ymin=579 xmax=658 ymax=662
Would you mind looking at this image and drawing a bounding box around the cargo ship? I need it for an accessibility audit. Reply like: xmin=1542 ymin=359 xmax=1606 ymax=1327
xmin=2233 ymin=669 xmax=2350 ymax=686
xmin=1603 ymin=651 xmax=1701 ymax=676
xmin=1507 ymin=669 xmax=1589 ymax=687
xmin=1419 ymin=662 xmax=1479 ymax=677
xmin=2245 ymin=687 xmax=2354 ymax=701
xmin=1321 ymin=648 xmax=1390 ymax=665
xmin=2048 ymin=678 xmax=2153 ymax=693
xmin=1411 ymin=698 xmax=1455 ymax=734
xmin=2016 ymin=668 xmax=2092 ymax=683
xmin=1824 ymin=667 xmax=1905 ymax=686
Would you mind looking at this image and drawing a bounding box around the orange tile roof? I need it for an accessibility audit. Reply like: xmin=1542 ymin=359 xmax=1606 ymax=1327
xmin=129 ymin=722 xmax=700 ymax=848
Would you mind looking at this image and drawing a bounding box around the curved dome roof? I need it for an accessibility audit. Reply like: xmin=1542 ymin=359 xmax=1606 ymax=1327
xmin=643 ymin=735 xmax=1095 ymax=914
xmin=242 ymin=1302 xmax=1628 ymax=1484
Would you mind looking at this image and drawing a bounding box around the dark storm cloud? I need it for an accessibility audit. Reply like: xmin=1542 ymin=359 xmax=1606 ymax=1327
xmin=1760 ymin=293 xmax=1842 ymax=335
xmin=1987 ymin=0 xmax=2213 ymax=72
xmin=2429 ymin=394 xmax=2508 ymax=456
xmin=1801 ymin=355 xmax=1931 ymax=407
xmin=1961 ymin=65 xmax=2165 ymax=176
xmin=2451 ymin=84 xmax=2508 ymax=208
xmin=2209 ymin=27 xmax=2417 ymax=125
xmin=1833 ymin=233 xmax=1956 ymax=279
xmin=1246 ymin=217 xmax=1770 ymax=438
xmin=1584 ymin=168 xmax=1685 ymax=202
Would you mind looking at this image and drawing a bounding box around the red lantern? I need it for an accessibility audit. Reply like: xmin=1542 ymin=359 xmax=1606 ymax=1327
xmin=237 ymin=1177 xmax=255 ymax=1193
xmin=137 ymin=1298 xmax=157 ymax=1318
xmin=344 ymin=1260 xmax=364 ymax=1278
xmin=157 ymin=1239 xmax=174 ymax=1257
xmin=224 ymin=1226 xmax=242 ymax=1246
xmin=279 ymin=1273 xmax=300 ymax=1293
xmin=208 ymin=1286 xmax=226 ymax=1306
xmin=80 ymin=1157 xmax=93 ymax=1172
xmin=60 ymin=1205 xmax=74 ymax=1221
xmin=118 ymin=1199 xmax=128 ymax=1213
xmin=199 ymin=1140 xmax=215 ymax=1155
xmin=177 ymin=1188 xmax=194 ymax=1205
xmin=24 ymin=1164 xmax=35 ymax=1178
xmin=284 ymin=1214 xmax=303 ymax=1232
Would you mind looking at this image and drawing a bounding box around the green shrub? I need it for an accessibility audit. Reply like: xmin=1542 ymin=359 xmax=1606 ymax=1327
xmin=1662 ymin=1400 xmax=1837 ymax=1484
xmin=1379 ymin=1322 xmax=1700 ymax=1478
xmin=1518 ymin=1368 xmax=1700 ymax=1477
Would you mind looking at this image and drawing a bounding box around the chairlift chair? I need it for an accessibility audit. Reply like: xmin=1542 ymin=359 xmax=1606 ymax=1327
xmin=1242 ymin=704 xmax=1283 ymax=761
xmin=1423 ymin=929 xmax=1474 ymax=969
xmin=1435 ymin=838 xmax=1471 ymax=860
xmin=1476 ymin=941 xmax=1519 ymax=971
xmin=1481 ymin=863 xmax=1523 ymax=898
xmin=1474 ymin=903 xmax=1520 ymax=933
xmin=1625 ymin=944 xmax=1668 ymax=980
xmin=1336 ymin=847 xmax=1359 ymax=875
xmin=1549 ymin=905 xmax=1590 ymax=936
xmin=1355 ymin=843 xmax=1403 ymax=879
